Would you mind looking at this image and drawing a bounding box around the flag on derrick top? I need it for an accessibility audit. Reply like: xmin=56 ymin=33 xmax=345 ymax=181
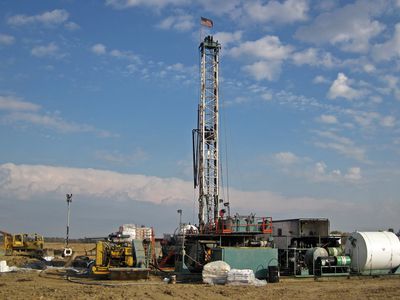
xmin=200 ymin=17 xmax=213 ymax=28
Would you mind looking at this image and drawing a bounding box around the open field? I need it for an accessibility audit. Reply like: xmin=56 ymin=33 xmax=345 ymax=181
xmin=1 ymin=242 xmax=400 ymax=300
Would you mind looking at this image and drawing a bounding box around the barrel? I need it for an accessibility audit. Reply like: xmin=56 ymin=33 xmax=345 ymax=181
xmin=327 ymin=247 xmax=343 ymax=256
xmin=335 ymin=256 xmax=351 ymax=266
xmin=268 ymin=266 xmax=279 ymax=283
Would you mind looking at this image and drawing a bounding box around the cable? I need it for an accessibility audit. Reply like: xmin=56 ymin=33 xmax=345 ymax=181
xmin=66 ymin=276 xmax=166 ymax=286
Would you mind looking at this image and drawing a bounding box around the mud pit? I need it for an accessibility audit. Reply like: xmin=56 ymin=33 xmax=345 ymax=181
xmin=1 ymin=243 xmax=399 ymax=300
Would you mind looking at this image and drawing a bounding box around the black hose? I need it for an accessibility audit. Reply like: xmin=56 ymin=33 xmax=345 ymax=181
xmin=66 ymin=276 xmax=166 ymax=286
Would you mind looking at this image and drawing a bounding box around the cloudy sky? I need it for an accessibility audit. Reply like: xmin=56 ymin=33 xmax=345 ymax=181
xmin=0 ymin=0 xmax=399 ymax=237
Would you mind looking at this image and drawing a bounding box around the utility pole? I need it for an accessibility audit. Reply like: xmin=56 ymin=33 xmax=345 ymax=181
xmin=65 ymin=194 xmax=72 ymax=247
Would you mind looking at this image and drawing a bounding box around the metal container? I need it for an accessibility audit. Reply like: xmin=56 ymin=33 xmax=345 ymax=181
xmin=304 ymin=247 xmax=328 ymax=269
xmin=335 ymin=256 xmax=351 ymax=266
xmin=211 ymin=247 xmax=278 ymax=279
xmin=345 ymin=231 xmax=400 ymax=273
xmin=327 ymin=247 xmax=343 ymax=256
xmin=268 ymin=266 xmax=279 ymax=283
xmin=316 ymin=256 xmax=336 ymax=266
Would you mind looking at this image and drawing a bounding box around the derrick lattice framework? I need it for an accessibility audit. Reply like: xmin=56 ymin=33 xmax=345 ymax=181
xmin=193 ymin=36 xmax=221 ymax=231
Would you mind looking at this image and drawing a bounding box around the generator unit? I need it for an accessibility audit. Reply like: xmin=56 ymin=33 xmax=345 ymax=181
xmin=91 ymin=226 xmax=155 ymax=279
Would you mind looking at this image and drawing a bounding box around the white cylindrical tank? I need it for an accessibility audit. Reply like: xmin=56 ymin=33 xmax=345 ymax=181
xmin=179 ymin=224 xmax=199 ymax=235
xmin=304 ymin=247 xmax=328 ymax=269
xmin=345 ymin=231 xmax=400 ymax=272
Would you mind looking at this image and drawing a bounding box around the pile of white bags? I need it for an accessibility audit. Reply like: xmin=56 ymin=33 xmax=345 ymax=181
xmin=227 ymin=269 xmax=255 ymax=284
xmin=202 ymin=261 xmax=231 ymax=285
xmin=203 ymin=261 xmax=267 ymax=286
xmin=226 ymin=269 xmax=267 ymax=286
xmin=0 ymin=260 xmax=10 ymax=273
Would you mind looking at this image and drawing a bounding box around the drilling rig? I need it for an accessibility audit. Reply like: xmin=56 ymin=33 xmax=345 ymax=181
xmin=165 ymin=35 xmax=278 ymax=279
xmin=193 ymin=35 xmax=221 ymax=233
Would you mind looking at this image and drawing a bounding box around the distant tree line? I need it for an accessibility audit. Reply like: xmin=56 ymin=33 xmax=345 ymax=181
xmin=44 ymin=237 xmax=106 ymax=243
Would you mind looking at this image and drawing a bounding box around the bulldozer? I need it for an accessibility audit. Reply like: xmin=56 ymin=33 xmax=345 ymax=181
xmin=91 ymin=225 xmax=155 ymax=280
xmin=1 ymin=230 xmax=44 ymax=256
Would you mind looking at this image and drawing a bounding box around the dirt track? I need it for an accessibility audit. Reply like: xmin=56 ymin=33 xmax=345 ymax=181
xmin=1 ymin=243 xmax=400 ymax=299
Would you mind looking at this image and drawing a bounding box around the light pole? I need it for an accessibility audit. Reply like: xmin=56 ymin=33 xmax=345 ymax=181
xmin=177 ymin=209 xmax=182 ymax=230
xmin=65 ymin=194 xmax=72 ymax=248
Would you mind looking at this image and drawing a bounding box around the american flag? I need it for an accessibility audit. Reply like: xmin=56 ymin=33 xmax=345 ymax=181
xmin=200 ymin=17 xmax=213 ymax=28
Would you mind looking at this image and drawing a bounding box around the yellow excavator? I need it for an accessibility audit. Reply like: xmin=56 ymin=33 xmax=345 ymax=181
xmin=1 ymin=230 xmax=44 ymax=256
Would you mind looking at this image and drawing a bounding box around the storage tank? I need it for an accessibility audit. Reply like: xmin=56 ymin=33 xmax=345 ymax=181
xmin=345 ymin=231 xmax=400 ymax=273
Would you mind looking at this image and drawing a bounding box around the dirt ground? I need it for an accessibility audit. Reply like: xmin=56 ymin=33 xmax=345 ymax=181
xmin=1 ymin=242 xmax=399 ymax=300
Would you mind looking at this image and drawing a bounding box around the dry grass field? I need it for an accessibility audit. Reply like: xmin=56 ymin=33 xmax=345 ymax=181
xmin=0 ymin=242 xmax=399 ymax=300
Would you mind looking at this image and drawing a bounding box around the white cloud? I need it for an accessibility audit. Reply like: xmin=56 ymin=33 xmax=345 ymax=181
xmin=31 ymin=43 xmax=61 ymax=58
xmin=270 ymin=152 xmax=364 ymax=184
xmin=0 ymin=163 xmax=191 ymax=204
xmin=244 ymin=0 xmax=309 ymax=24
xmin=313 ymin=75 xmax=329 ymax=84
xmin=0 ymin=95 xmax=116 ymax=138
xmin=380 ymin=116 xmax=396 ymax=127
xmin=229 ymin=35 xmax=293 ymax=61
xmin=229 ymin=35 xmax=293 ymax=81
xmin=5 ymin=112 xmax=116 ymax=137
xmin=328 ymin=73 xmax=363 ymax=100
xmin=314 ymin=130 xmax=367 ymax=162
xmin=292 ymin=48 xmax=337 ymax=67
xmin=382 ymin=75 xmax=400 ymax=101
xmin=91 ymin=43 xmax=107 ymax=55
xmin=363 ymin=64 xmax=376 ymax=73
xmin=344 ymin=109 xmax=396 ymax=129
xmin=0 ymin=163 xmax=353 ymax=215
xmin=353 ymin=111 xmax=379 ymax=127
xmin=261 ymin=92 xmax=273 ymax=101
xmin=90 ymin=43 xmax=142 ymax=67
xmin=274 ymin=152 xmax=299 ymax=165
xmin=314 ymin=161 xmax=327 ymax=175
xmin=157 ymin=14 xmax=194 ymax=32
xmin=110 ymin=49 xmax=141 ymax=63
xmin=0 ymin=95 xmax=40 ymax=111
xmin=315 ymin=0 xmax=337 ymax=12
xmin=0 ymin=34 xmax=15 ymax=46
xmin=317 ymin=114 xmax=338 ymax=124
xmin=65 ymin=21 xmax=80 ymax=31
xmin=295 ymin=1 xmax=386 ymax=53
xmin=369 ymin=95 xmax=382 ymax=104
xmin=312 ymin=161 xmax=362 ymax=182
xmin=243 ymin=60 xmax=282 ymax=81
xmin=344 ymin=167 xmax=361 ymax=181
xmin=372 ymin=23 xmax=400 ymax=61
xmin=7 ymin=9 xmax=69 ymax=27
xmin=214 ymin=31 xmax=242 ymax=49
xmin=105 ymin=0 xmax=188 ymax=9
xmin=166 ymin=63 xmax=184 ymax=72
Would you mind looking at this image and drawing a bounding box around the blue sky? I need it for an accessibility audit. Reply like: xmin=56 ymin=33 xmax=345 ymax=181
xmin=0 ymin=0 xmax=399 ymax=237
